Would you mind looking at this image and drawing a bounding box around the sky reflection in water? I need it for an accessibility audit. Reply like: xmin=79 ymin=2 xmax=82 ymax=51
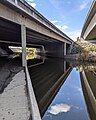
xmin=42 ymin=68 xmax=88 ymax=120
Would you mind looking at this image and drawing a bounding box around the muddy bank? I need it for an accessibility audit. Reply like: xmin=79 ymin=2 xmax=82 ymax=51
xmin=0 ymin=58 xmax=22 ymax=93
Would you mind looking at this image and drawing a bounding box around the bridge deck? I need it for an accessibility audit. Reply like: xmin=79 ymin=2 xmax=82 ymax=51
xmin=0 ymin=0 xmax=72 ymax=44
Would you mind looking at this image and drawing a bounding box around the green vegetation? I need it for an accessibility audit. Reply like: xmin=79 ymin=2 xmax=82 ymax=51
xmin=26 ymin=48 xmax=35 ymax=60
xmin=76 ymin=63 xmax=96 ymax=71
xmin=76 ymin=41 xmax=96 ymax=62
xmin=9 ymin=46 xmax=35 ymax=60
xmin=70 ymin=44 xmax=82 ymax=54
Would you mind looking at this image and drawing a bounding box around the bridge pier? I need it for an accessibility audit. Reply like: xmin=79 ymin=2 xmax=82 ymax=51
xmin=64 ymin=42 xmax=66 ymax=56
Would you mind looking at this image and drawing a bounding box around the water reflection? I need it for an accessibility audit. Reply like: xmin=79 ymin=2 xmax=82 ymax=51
xmin=79 ymin=63 xmax=96 ymax=120
xmin=27 ymin=58 xmax=96 ymax=120
xmin=42 ymin=68 xmax=88 ymax=120
xmin=28 ymin=58 xmax=72 ymax=117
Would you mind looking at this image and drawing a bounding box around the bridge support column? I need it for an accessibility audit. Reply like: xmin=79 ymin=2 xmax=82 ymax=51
xmin=21 ymin=25 xmax=27 ymax=67
xmin=64 ymin=61 xmax=66 ymax=72
xmin=42 ymin=46 xmax=45 ymax=54
xmin=68 ymin=42 xmax=73 ymax=54
xmin=64 ymin=43 xmax=66 ymax=56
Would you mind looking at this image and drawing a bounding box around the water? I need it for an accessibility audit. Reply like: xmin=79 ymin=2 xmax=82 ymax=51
xmin=28 ymin=57 xmax=96 ymax=120
xmin=42 ymin=69 xmax=88 ymax=120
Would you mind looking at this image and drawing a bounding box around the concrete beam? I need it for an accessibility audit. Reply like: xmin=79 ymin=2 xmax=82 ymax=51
xmin=81 ymin=0 xmax=96 ymax=40
xmin=83 ymin=13 xmax=96 ymax=40
xmin=0 ymin=2 xmax=72 ymax=44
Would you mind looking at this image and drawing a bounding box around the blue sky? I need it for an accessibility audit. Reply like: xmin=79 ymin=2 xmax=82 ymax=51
xmin=25 ymin=0 xmax=92 ymax=41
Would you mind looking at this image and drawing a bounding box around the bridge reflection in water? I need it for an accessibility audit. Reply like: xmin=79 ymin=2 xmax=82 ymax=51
xmin=27 ymin=58 xmax=72 ymax=117
xmin=27 ymin=58 xmax=96 ymax=120
xmin=80 ymin=63 xmax=96 ymax=120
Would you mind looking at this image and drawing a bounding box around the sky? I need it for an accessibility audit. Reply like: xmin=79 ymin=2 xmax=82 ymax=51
xmin=25 ymin=0 xmax=92 ymax=41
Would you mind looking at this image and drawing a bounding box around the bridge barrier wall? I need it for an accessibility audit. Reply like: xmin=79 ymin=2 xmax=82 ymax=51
xmin=25 ymin=66 xmax=42 ymax=120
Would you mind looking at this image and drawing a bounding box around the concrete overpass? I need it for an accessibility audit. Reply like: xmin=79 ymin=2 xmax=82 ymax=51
xmin=81 ymin=0 xmax=96 ymax=42
xmin=0 ymin=0 xmax=73 ymax=120
xmin=0 ymin=0 xmax=73 ymax=66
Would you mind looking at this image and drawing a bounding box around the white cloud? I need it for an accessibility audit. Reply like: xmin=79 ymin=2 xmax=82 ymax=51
xmin=27 ymin=0 xmax=34 ymax=2
xmin=48 ymin=103 xmax=71 ymax=115
xmin=65 ymin=30 xmax=81 ymax=41
xmin=52 ymin=23 xmax=81 ymax=41
xmin=77 ymin=87 xmax=82 ymax=92
xmin=79 ymin=0 xmax=90 ymax=11
xmin=28 ymin=2 xmax=36 ymax=8
xmin=55 ymin=24 xmax=68 ymax=31
xmin=55 ymin=25 xmax=62 ymax=29
xmin=26 ymin=0 xmax=36 ymax=8
xmin=62 ymin=25 xmax=68 ymax=30
xmin=50 ymin=20 xmax=59 ymax=24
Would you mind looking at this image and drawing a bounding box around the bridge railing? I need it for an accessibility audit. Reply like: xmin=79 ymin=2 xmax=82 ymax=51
xmin=5 ymin=0 xmax=72 ymax=42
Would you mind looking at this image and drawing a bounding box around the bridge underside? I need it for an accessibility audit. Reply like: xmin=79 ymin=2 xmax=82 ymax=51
xmin=85 ymin=25 xmax=96 ymax=41
xmin=0 ymin=17 xmax=70 ymax=58
xmin=81 ymin=1 xmax=96 ymax=43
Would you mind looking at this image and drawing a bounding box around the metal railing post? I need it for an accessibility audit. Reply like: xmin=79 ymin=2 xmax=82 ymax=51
xmin=21 ymin=24 xmax=27 ymax=67
xmin=64 ymin=42 xmax=66 ymax=56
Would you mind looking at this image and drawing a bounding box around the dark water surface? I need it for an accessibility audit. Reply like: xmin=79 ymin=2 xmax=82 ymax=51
xmin=28 ymin=58 xmax=96 ymax=120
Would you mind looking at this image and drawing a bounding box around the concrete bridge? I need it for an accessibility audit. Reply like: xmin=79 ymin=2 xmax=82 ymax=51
xmin=0 ymin=0 xmax=73 ymax=66
xmin=0 ymin=0 xmax=73 ymax=120
xmin=81 ymin=0 xmax=96 ymax=42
